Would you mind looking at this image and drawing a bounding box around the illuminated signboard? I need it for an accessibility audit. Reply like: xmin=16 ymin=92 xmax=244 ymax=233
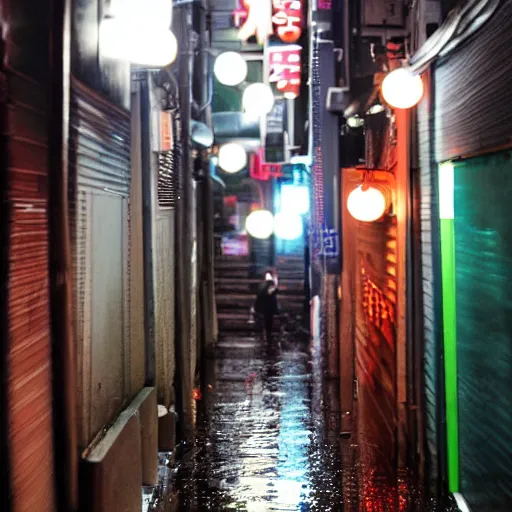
xmin=235 ymin=0 xmax=273 ymax=45
xmin=234 ymin=0 xmax=303 ymax=45
xmin=268 ymin=44 xmax=302 ymax=99
xmin=272 ymin=0 xmax=303 ymax=44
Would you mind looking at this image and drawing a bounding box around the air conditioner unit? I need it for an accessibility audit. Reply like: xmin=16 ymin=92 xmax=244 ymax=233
xmin=326 ymin=87 xmax=345 ymax=113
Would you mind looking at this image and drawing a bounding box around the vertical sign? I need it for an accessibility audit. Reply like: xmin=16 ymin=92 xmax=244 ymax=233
xmin=160 ymin=111 xmax=173 ymax=151
xmin=272 ymin=0 xmax=304 ymax=44
xmin=264 ymin=99 xmax=286 ymax=163
xmin=268 ymin=45 xmax=302 ymax=99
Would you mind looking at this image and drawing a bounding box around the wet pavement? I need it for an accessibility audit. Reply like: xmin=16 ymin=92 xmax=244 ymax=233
xmin=147 ymin=331 xmax=457 ymax=511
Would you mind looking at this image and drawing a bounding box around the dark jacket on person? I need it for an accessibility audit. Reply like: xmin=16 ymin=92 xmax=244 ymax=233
xmin=254 ymin=280 xmax=279 ymax=318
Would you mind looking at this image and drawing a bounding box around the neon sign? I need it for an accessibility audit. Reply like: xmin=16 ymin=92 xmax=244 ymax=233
xmin=272 ymin=0 xmax=303 ymax=44
xmin=234 ymin=0 xmax=303 ymax=45
xmin=235 ymin=0 xmax=273 ymax=45
xmin=268 ymin=45 xmax=302 ymax=99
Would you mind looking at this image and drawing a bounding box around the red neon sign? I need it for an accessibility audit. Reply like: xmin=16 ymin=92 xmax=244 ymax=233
xmin=249 ymin=149 xmax=283 ymax=181
xmin=268 ymin=45 xmax=302 ymax=99
xmin=272 ymin=0 xmax=303 ymax=44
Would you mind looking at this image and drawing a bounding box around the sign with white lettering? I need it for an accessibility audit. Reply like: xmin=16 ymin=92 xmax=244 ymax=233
xmin=363 ymin=0 xmax=404 ymax=27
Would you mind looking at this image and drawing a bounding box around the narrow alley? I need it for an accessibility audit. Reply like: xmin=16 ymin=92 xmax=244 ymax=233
xmin=149 ymin=328 xmax=456 ymax=511
xmin=2 ymin=0 xmax=512 ymax=511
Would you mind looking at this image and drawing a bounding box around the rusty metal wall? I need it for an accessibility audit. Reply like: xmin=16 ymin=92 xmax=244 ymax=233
xmin=1 ymin=0 xmax=56 ymax=509
xmin=69 ymin=79 xmax=132 ymax=447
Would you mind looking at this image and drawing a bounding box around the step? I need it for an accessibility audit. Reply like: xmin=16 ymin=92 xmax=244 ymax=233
xmin=214 ymin=271 xmax=306 ymax=281
xmin=215 ymin=255 xmax=249 ymax=264
xmin=217 ymin=316 xmax=289 ymax=332
xmin=215 ymin=277 xmax=303 ymax=286
xmin=215 ymin=293 xmax=304 ymax=304
xmin=215 ymin=283 xmax=304 ymax=295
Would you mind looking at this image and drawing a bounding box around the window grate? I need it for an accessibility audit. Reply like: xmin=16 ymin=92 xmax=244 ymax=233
xmin=157 ymin=151 xmax=177 ymax=209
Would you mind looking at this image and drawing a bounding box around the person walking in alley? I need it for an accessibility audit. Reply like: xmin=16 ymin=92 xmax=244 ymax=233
xmin=253 ymin=271 xmax=279 ymax=342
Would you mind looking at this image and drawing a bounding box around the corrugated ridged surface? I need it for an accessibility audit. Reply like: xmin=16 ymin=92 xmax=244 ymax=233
xmin=435 ymin=0 xmax=512 ymax=161
xmin=71 ymin=81 xmax=131 ymax=196
xmin=417 ymin=69 xmax=440 ymax=490
xmin=354 ymin=217 xmax=398 ymax=481
xmin=3 ymin=0 xmax=56 ymax=503
xmin=70 ymin=79 xmax=132 ymax=446
xmin=453 ymin=152 xmax=512 ymax=510
xmin=5 ymin=79 xmax=56 ymax=510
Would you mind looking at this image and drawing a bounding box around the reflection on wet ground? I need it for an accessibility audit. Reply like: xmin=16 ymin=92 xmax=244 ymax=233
xmin=149 ymin=333 xmax=457 ymax=511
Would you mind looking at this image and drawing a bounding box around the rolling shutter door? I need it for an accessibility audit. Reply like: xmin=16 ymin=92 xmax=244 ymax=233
xmin=435 ymin=0 xmax=512 ymax=162
xmin=69 ymin=78 xmax=132 ymax=447
xmin=2 ymin=0 xmax=56 ymax=509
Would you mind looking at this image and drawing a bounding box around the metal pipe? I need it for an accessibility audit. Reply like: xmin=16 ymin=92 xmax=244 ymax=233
xmin=173 ymin=4 xmax=194 ymax=444
xmin=48 ymin=0 xmax=78 ymax=508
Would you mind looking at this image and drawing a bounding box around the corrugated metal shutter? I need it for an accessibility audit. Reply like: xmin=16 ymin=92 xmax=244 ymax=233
xmin=71 ymin=80 xmax=131 ymax=196
xmin=417 ymin=69 xmax=442 ymax=492
xmin=2 ymin=0 xmax=56 ymax=507
xmin=434 ymin=0 xmax=512 ymax=162
xmin=69 ymin=78 xmax=132 ymax=447
xmin=453 ymin=152 xmax=512 ymax=510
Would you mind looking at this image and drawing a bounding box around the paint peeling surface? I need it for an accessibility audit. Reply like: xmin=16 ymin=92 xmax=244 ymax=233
xmin=148 ymin=333 xmax=457 ymax=511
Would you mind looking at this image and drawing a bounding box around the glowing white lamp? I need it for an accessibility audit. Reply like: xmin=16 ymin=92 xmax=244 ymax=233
xmin=101 ymin=20 xmax=177 ymax=66
xmin=347 ymin=185 xmax=387 ymax=222
xmin=381 ymin=67 xmax=424 ymax=109
xmin=110 ymin=0 xmax=172 ymax=27
xmin=101 ymin=0 xmax=177 ymax=66
xmin=218 ymin=143 xmax=247 ymax=174
xmin=246 ymin=210 xmax=274 ymax=239
xmin=214 ymin=52 xmax=248 ymax=86
xmin=274 ymin=212 xmax=303 ymax=240
xmin=280 ymin=185 xmax=309 ymax=215
xmin=242 ymin=83 xmax=275 ymax=116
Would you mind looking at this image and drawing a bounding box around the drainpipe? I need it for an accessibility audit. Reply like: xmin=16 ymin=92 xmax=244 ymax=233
xmin=173 ymin=4 xmax=195 ymax=445
xmin=48 ymin=0 xmax=78 ymax=508
xmin=196 ymin=0 xmax=216 ymax=352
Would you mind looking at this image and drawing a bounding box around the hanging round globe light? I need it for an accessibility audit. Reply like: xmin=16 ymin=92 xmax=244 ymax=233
xmin=242 ymin=83 xmax=275 ymax=116
xmin=274 ymin=212 xmax=303 ymax=240
xmin=218 ymin=143 xmax=248 ymax=174
xmin=245 ymin=210 xmax=274 ymax=239
xmin=100 ymin=0 xmax=177 ymax=66
xmin=214 ymin=52 xmax=248 ymax=86
xmin=110 ymin=0 xmax=173 ymax=27
xmin=381 ymin=67 xmax=424 ymax=109
xmin=347 ymin=185 xmax=387 ymax=222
